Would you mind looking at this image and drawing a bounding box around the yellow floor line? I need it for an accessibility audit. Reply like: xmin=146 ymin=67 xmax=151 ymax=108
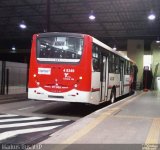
xmin=118 ymin=92 xmax=145 ymax=108
xmin=53 ymin=112 xmax=111 ymax=150
xmin=54 ymin=92 xmax=146 ymax=150
xmin=114 ymin=114 xmax=152 ymax=120
xmin=145 ymin=118 xmax=160 ymax=144
xmin=59 ymin=109 xmax=121 ymax=144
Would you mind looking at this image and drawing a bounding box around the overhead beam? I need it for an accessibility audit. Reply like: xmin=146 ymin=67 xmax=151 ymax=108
xmin=0 ymin=3 xmax=44 ymax=8
xmin=46 ymin=0 xmax=51 ymax=32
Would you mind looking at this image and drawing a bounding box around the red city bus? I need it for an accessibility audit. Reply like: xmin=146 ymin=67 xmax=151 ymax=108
xmin=28 ymin=32 xmax=136 ymax=105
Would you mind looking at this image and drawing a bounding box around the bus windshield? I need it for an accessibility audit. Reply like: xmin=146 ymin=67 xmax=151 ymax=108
xmin=37 ymin=36 xmax=84 ymax=63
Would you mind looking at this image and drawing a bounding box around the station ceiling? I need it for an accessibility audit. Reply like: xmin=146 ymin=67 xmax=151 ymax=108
xmin=0 ymin=0 xmax=160 ymax=50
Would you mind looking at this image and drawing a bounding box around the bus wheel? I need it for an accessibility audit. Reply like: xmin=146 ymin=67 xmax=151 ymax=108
xmin=110 ymin=89 xmax=116 ymax=103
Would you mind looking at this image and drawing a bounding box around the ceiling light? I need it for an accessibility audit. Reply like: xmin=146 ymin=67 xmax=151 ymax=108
xmin=113 ymin=45 xmax=117 ymax=51
xmin=89 ymin=14 xmax=95 ymax=20
xmin=12 ymin=46 xmax=16 ymax=51
xmin=148 ymin=13 xmax=156 ymax=20
xmin=89 ymin=10 xmax=96 ymax=21
xmin=156 ymin=37 xmax=160 ymax=43
xmin=19 ymin=21 xmax=27 ymax=29
xmin=156 ymin=40 xmax=160 ymax=44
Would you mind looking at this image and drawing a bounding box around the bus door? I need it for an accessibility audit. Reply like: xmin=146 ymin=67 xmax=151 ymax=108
xmin=101 ymin=55 xmax=108 ymax=101
xmin=120 ymin=60 xmax=125 ymax=95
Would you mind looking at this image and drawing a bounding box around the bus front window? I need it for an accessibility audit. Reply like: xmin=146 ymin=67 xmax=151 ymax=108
xmin=37 ymin=36 xmax=83 ymax=63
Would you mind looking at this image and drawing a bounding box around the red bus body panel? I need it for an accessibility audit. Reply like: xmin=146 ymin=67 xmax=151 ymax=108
xmin=28 ymin=34 xmax=93 ymax=103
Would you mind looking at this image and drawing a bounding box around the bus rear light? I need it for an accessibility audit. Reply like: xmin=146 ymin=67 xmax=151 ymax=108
xmin=33 ymin=74 xmax=36 ymax=77
xmin=76 ymin=76 xmax=83 ymax=83
xmin=79 ymin=76 xmax=83 ymax=80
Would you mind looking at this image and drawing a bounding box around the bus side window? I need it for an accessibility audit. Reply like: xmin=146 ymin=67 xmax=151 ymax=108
xmin=128 ymin=62 xmax=131 ymax=74
xmin=125 ymin=61 xmax=130 ymax=75
xmin=115 ymin=55 xmax=120 ymax=74
xmin=108 ymin=53 xmax=115 ymax=73
xmin=92 ymin=44 xmax=100 ymax=72
xmin=125 ymin=60 xmax=128 ymax=74
xmin=108 ymin=53 xmax=111 ymax=73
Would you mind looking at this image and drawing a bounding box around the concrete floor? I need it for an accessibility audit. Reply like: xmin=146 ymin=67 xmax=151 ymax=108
xmin=41 ymin=91 xmax=160 ymax=150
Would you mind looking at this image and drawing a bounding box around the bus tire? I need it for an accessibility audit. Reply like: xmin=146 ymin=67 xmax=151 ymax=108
xmin=110 ymin=89 xmax=116 ymax=103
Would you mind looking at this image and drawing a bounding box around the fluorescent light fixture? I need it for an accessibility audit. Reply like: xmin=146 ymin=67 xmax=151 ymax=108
xmin=89 ymin=10 xmax=96 ymax=20
xmin=19 ymin=21 xmax=27 ymax=29
xmin=148 ymin=13 xmax=156 ymax=20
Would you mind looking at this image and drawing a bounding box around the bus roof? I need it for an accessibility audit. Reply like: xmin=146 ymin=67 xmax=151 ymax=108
xmin=35 ymin=32 xmax=135 ymax=64
xmin=92 ymin=37 xmax=135 ymax=64
xmin=36 ymin=32 xmax=85 ymax=38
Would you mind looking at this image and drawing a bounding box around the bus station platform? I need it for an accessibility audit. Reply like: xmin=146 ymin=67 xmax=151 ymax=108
xmin=41 ymin=91 xmax=160 ymax=150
